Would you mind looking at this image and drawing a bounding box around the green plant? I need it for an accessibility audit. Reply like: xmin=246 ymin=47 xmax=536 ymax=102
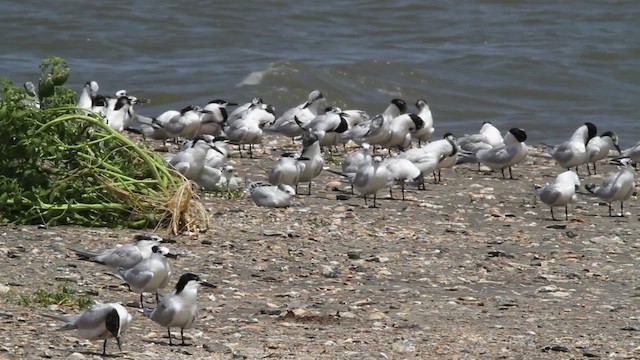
xmin=324 ymin=153 xmax=341 ymax=166
xmin=0 ymin=57 xmax=206 ymax=233
xmin=18 ymin=284 xmax=93 ymax=308
xmin=215 ymin=185 xmax=245 ymax=200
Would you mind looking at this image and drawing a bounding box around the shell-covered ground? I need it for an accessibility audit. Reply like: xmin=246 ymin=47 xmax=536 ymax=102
xmin=1 ymin=137 xmax=639 ymax=360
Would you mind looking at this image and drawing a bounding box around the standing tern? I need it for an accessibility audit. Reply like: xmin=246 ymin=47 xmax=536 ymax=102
xmin=533 ymin=170 xmax=580 ymax=220
xmin=196 ymin=99 xmax=237 ymax=137
xmin=78 ymin=81 xmax=99 ymax=111
xmin=584 ymin=158 xmax=636 ymax=217
xmin=411 ymin=99 xmax=435 ymax=146
xmin=43 ymin=303 xmax=132 ymax=356
xmin=296 ymin=131 xmax=324 ymax=195
xmin=118 ymin=245 xmax=173 ymax=308
xmin=475 ymin=128 xmax=528 ymax=179
xmin=266 ymin=90 xmax=325 ymax=141
xmin=353 ymin=155 xmax=391 ymax=208
xmin=269 ymin=153 xmax=303 ymax=188
xmin=548 ymin=122 xmax=597 ymax=174
xmin=586 ymin=131 xmax=621 ymax=175
xmin=144 ymin=273 xmax=216 ymax=346
xmin=69 ymin=234 xmax=168 ymax=272
xmin=383 ymin=157 xmax=421 ymax=200
xmin=618 ymin=140 xmax=640 ymax=163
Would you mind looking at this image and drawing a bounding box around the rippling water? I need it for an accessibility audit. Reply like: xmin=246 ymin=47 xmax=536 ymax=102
xmin=1 ymin=1 xmax=639 ymax=144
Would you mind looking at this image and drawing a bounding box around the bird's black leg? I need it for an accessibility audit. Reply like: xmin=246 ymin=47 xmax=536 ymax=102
xmin=593 ymin=162 xmax=597 ymax=175
xmin=608 ymin=203 xmax=612 ymax=217
xmin=509 ymin=167 xmax=514 ymax=180
xmin=501 ymin=168 xmax=506 ymax=179
xmin=621 ymin=201 xmax=624 ymax=217
xmin=140 ymin=294 xmax=144 ymax=308
xmin=401 ymin=182 xmax=406 ymax=201
xmin=432 ymin=171 xmax=437 ymax=183
xmin=438 ymin=170 xmax=442 ymax=183
xmin=389 ymin=187 xmax=393 ymax=200
xmin=565 ymin=205 xmax=568 ymax=220
xmin=102 ymin=339 xmax=108 ymax=356
xmin=550 ymin=207 xmax=555 ymax=221
xmin=155 ymin=292 xmax=159 ymax=304
xmin=307 ymin=181 xmax=312 ymax=195
xmin=587 ymin=163 xmax=592 ymax=176
xmin=181 ymin=329 xmax=187 ymax=346
xmin=168 ymin=327 xmax=173 ymax=346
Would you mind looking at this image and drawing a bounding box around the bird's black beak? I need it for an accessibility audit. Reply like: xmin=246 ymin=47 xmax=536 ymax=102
xmin=199 ymin=280 xmax=217 ymax=289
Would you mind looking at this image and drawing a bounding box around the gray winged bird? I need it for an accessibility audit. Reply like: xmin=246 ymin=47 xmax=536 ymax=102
xmin=43 ymin=303 xmax=132 ymax=356
xmin=144 ymin=272 xmax=216 ymax=346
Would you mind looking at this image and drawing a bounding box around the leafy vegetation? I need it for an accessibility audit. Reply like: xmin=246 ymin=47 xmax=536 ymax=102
xmin=17 ymin=284 xmax=93 ymax=308
xmin=0 ymin=56 xmax=206 ymax=233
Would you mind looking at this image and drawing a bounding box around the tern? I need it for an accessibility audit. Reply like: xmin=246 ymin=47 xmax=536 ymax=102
xmin=586 ymin=131 xmax=621 ymax=175
xmin=69 ymin=234 xmax=168 ymax=272
xmin=118 ymin=245 xmax=173 ymax=308
xmin=533 ymin=170 xmax=580 ymax=220
xmin=247 ymin=181 xmax=297 ymax=208
xmin=475 ymin=128 xmax=528 ymax=179
xmin=266 ymin=90 xmax=325 ymax=141
xmin=269 ymin=153 xmax=303 ymax=188
xmin=411 ymin=99 xmax=435 ymax=146
xmin=548 ymin=122 xmax=597 ymax=174
xmin=43 ymin=303 xmax=132 ymax=356
xmin=144 ymin=273 xmax=216 ymax=346
xmin=584 ymin=158 xmax=636 ymax=217
xmin=353 ymin=155 xmax=391 ymax=207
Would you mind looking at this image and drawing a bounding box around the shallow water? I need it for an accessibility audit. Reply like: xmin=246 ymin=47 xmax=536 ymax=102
xmin=1 ymin=0 xmax=639 ymax=145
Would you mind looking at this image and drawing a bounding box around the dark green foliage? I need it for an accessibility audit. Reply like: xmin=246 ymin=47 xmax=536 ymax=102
xmin=0 ymin=57 xmax=184 ymax=228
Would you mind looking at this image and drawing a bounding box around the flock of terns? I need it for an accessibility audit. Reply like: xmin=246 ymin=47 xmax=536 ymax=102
xmin=44 ymin=234 xmax=214 ymax=355
xmin=75 ymin=81 xmax=639 ymax=216
xmin=39 ymin=81 xmax=639 ymax=355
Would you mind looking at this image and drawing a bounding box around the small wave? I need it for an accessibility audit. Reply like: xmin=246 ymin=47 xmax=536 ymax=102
xmin=236 ymin=64 xmax=275 ymax=87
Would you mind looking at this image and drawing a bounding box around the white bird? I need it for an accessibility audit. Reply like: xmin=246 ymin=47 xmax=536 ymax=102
xmin=69 ymin=234 xmax=167 ymax=272
xmin=247 ymin=181 xmax=297 ymax=208
xmin=152 ymin=105 xmax=212 ymax=141
xmin=382 ymin=112 xmax=424 ymax=151
xmin=337 ymin=109 xmax=370 ymax=148
xmin=475 ymin=128 xmax=529 ymax=179
xmin=411 ymin=99 xmax=434 ymax=146
xmin=118 ymin=245 xmax=173 ymax=308
xmin=296 ymin=132 xmax=324 ymax=195
xmin=193 ymin=165 xmax=224 ymax=191
xmin=383 ymin=157 xmax=421 ymax=200
xmin=364 ymin=98 xmax=408 ymax=149
xmin=224 ymin=102 xmax=276 ymax=158
xmin=399 ymin=133 xmax=458 ymax=188
xmin=43 ymin=303 xmax=132 ymax=356
xmin=144 ymin=273 xmax=216 ymax=346
xmin=169 ymin=135 xmax=221 ymax=180
xmin=104 ymin=96 xmax=132 ymax=133
xmin=533 ymin=170 xmax=580 ymax=220
xmin=21 ymin=81 xmax=40 ymax=109
xmin=89 ymin=94 xmax=109 ymax=117
xmin=266 ymin=90 xmax=325 ymax=141
xmin=196 ymin=99 xmax=237 ymax=137
xmin=269 ymin=153 xmax=303 ymax=188
xmin=353 ymin=155 xmax=392 ymax=207
xmin=548 ymin=122 xmax=597 ymax=174
xmin=619 ymin=140 xmax=640 ymax=163
xmin=299 ymin=107 xmax=349 ymax=151
xmin=586 ymin=131 xmax=621 ymax=175
xmin=217 ymin=165 xmax=242 ymax=190
xmin=585 ymin=158 xmax=636 ymax=217
xmin=78 ymin=81 xmax=99 ymax=111
xmin=342 ymin=99 xmax=407 ymax=148
xmin=458 ymin=122 xmax=503 ymax=153
xmin=226 ymin=96 xmax=262 ymax=126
